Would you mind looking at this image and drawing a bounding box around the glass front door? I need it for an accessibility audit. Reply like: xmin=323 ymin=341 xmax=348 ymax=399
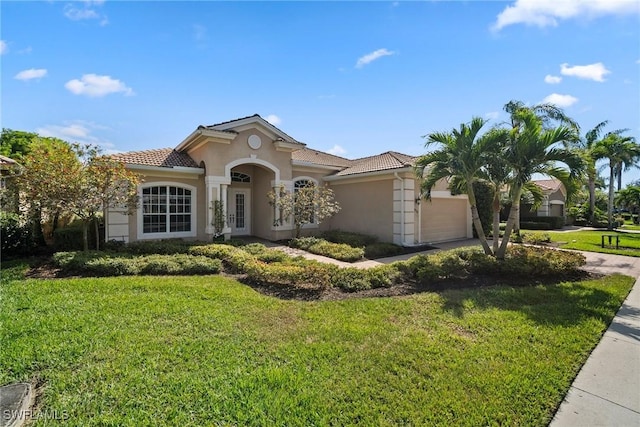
xmin=228 ymin=189 xmax=250 ymax=235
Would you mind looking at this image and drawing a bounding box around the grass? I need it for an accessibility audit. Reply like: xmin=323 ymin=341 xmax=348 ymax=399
xmin=0 ymin=261 xmax=634 ymax=426
xmin=548 ymin=230 xmax=640 ymax=257
xmin=621 ymin=224 xmax=640 ymax=231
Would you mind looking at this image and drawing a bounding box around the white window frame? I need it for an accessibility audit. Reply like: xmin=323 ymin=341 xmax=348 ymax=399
xmin=293 ymin=177 xmax=319 ymax=229
xmin=137 ymin=182 xmax=197 ymax=240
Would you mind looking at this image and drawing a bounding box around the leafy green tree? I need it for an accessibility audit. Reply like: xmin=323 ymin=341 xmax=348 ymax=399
xmin=415 ymin=117 xmax=502 ymax=255
xmin=268 ymin=182 xmax=340 ymax=239
xmin=615 ymin=185 xmax=640 ymax=215
xmin=593 ymin=132 xmax=640 ymax=229
xmin=498 ymin=106 xmax=583 ymax=258
xmin=0 ymin=128 xmax=39 ymax=159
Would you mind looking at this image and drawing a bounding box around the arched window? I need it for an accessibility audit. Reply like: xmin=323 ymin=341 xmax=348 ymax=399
xmin=294 ymin=179 xmax=316 ymax=224
xmin=141 ymin=184 xmax=194 ymax=236
xmin=231 ymin=172 xmax=251 ymax=183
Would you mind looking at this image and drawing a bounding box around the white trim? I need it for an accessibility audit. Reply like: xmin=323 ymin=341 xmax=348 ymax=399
xmin=549 ymin=200 xmax=565 ymax=205
xmin=136 ymin=182 xmax=198 ymax=240
xmin=293 ymin=176 xmax=319 ymax=186
xmin=428 ymin=191 xmax=469 ymax=199
xmin=225 ymin=157 xmax=280 ymax=183
xmin=125 ymin=164 xmax=204 ymax=175
xmin=323 ymin=167 xmax=414 ymax=182
xmin=228 ymin=188 xmax=251 ymax=236
xmin=208 ymin=115 xmax=303 ymax=145
xmin=175 ymin=128 xmax=236 ymax=152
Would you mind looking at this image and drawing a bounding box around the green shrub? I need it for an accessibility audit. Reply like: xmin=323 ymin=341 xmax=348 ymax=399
xmin=521 ymin=216 xmax=564 ymax=229
xmin=521 ymin=232 xmax=551 ymax=245
xmin=519 ymin=221 xmax=552 ymax=230
xmin=189 ymin=244 xmax=236 ymax=259
xmin=291 ymin=237 xmax=364 ymax=262
xmin=53 ymin=251 xmax=221 ymax=276
xmin=366 ymin=264 xmax=403 ymax=289
xmin=501 ymin=246 xmax=585 ymax=276
xmin=321 ymin=230 xmax=377 ymax=247
xmin=241 ymin=243 xmax=289 ymax=263
xmin=332 ymin=268 xmax=371 ymax=291
xmin=125 ymin=240 xmax=193 ymax=255
xmin=364 ymin=242 xmax=404 ymax=259
xmin=1 ymin=212 xmax=33 ymax=258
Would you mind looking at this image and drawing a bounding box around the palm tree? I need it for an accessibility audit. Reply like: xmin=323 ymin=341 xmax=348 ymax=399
xmin=593 ymin=132 xmax=640 ymax=229
xmin=497 ymin=107 xmax=583 ymax=259
xmin=568 ymin=121 xmax=611 ymax=225
xmin=615 ymin=185 xmax=640 ymax=216
xmin=414 ymin=117 xmax=500 ymax=255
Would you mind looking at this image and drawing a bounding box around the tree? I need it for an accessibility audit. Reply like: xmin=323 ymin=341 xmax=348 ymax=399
xmin=271 ymin=183 xmax=341 ymax=239
xmin=593 ymin=132 xmax=640 ymax=229
xmin=18 ymin=137 xmax=80 ymax=245
xmin=0 ymin=129 xmax=39 ymax=159
xmin=20 ymin=141 xmax=140 ymax=250
xmin=268 ymin=182 xmax=340 ymax=239
xmin=415 ymin=117 xmax=502 ymax=255
xmin=497 ymin=106 xmax=583 ymax=258
xmin=615 ymin=185 xmax=640 ymax=215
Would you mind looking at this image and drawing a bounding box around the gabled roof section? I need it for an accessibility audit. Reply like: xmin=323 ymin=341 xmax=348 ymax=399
xmin=110 ymin=148 xmax=200 ymax=169
xmin=292 ymin=148 xmax=352 ymax=168
xmin=204 ymin=114 xmax=303 ymax=145
xmin=334 ymin=151 xmax=416 ymax=177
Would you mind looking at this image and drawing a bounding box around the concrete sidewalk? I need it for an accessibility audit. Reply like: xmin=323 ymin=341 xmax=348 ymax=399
xmin=550 ymin=252 xmax=640 ymax=427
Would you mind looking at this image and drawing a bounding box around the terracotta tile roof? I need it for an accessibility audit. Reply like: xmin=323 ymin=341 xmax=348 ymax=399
xmin=292 ymin=148 xmax=352 ymax=168
xmin=533 ymin=179 xmax=563 ymax=192
xmin=334 ymin=151 xmax=416 ymax=176
xmin=110 ymin=148 xmax=200 ymax=169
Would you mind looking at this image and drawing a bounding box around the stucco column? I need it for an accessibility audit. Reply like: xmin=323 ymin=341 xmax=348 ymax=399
xmin=205 ymin=178 xmax=214 ymax=235
xmin=221 ymin=183 xmax=231 ymax=234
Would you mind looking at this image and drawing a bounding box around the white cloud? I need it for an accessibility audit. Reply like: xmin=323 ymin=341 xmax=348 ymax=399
xmin=484 ymin=111 xmax=500 ymax=120
xmin=560 ymin=62 xmax=610 ymax=82
xmin=544 ymin=74 xmax=562 ymax=84
xmin=193 ymin=24 xmax=207 ymax=42
xmin=0 ymin=40 xmax=7 ymax=55
xmin=542 ymin=93 xmax=579 ymax=108
xmin=492 ymin=0 xmax=639 ymax=31
xmin=327 ymin=145 xmax=347 ymax=156
xmin=356 ymin=48 xmax=395 ymax=68
xmin=36 ymin=120 xmax=115 ymax=151
xmin=64 ymin=1 xmax=108 ymax=25
xmin=14 ymin=68 xmax=48 ymax=81
xmin=265 ymin=114 xmax=281 ymax=126
xmin=65 ymin=74 xmax=134 ymax=97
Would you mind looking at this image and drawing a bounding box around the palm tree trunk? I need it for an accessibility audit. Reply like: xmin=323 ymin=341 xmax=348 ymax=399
xmin=492 ymin=192 xmax=500 ymax=254
xmin=467 ymin=184 xmax=492 ymax=255
xmin=588 ymin=176 xmax=596 ymax=225
xmin=608 ymin=164 xmax=615 ymax=230
xmin=497 ymin=186 xmax=522 ymax=259
xmin=617 ymin=167 xmax=622 ymax=192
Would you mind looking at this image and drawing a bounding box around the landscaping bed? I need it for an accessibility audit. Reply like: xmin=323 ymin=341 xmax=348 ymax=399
xmin=0 ymin=260 xmax=634 ymax=426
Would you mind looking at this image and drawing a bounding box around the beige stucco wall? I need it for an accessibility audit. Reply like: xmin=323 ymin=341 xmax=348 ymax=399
xmin=549 ymin=189 xmax=565 ymax=203
xmin=128 ymin=172 xmax=206 ymax=242
xmin=188 ymin=128 xmax=295 ymax=180
xmin=328 ymin=178 xmax=394 ymax=243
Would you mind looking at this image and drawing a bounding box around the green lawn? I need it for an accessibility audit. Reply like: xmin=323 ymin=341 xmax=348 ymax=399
xmin=621 ymin=224 xmax=640 ymax=231
xmin=549 ymin=230 xmax=640 ymax=257
xmin=0 ymin=262 xmax=633 ymax=426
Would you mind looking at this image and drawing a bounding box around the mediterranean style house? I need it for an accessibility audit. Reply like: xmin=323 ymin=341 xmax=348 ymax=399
xmin=522 ymin=179 xmax=567 ymax=218
xmin=108 ymin=115 xmax=472 ymax=246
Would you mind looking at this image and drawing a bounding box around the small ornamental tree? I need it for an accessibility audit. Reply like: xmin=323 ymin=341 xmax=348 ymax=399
xmin=268 ymin=183 xmax=341 ymax=238
xmin=64 ymin=148 xmax=141 ymax=251
xmin=211 ymin=199 xmax=225 ymax=239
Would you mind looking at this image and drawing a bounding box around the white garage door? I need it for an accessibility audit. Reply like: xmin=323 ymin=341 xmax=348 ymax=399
xmin=421 ymin=198 xmax=468 ymax=243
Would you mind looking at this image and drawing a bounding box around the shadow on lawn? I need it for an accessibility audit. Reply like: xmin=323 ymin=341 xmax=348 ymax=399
xmin=440 ymin=278 xmax=628 ymax=327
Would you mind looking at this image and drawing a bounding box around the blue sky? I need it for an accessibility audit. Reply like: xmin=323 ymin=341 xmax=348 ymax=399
xmin=2 ymin=0 xmax=639 ymax=184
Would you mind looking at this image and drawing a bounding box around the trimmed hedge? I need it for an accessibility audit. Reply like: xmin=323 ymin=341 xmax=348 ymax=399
xmin=291 ymin=237 xmax=365 ymax=262
xmin=53 ymin=251 xmax=221 ymax=276
xmin=521 ymin=216 xmax=564 ymax=229
xmin=321 ymin=230 xmax=377 ymax=247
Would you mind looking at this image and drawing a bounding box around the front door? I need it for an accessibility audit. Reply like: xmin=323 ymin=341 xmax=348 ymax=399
xmin=228 ymin=189 xmax=251 ymax=235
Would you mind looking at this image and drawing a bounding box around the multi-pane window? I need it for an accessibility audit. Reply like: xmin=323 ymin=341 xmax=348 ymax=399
xmin=231 ymin=172 xmax=251 ymax=183
xmin=142 ymin=186 xmax=191 ymax=234
xmin=294 ymin=179 xmax=315 ymax=224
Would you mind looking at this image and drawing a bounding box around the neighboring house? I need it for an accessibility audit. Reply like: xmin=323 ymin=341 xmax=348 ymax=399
xmin=522 ymin=179 xmax=566 ymax=218
xmin=107 ymin=115 xmax=472 ymax=245
xmin=0 ymin=155 xmax=19 ymax=189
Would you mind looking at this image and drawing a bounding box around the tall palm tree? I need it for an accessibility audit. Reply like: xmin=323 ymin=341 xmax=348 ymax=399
xmin=568 ymin=121 xmax=610 ymax=225
xmin=497 ymin=107 xmax=583 ymax=259
xmin=615 ymin=185 xmax=640 ymax=216
xmin=414 ymin=117 xmax=501 ymax=255
xmin=593 ymin=132 xmax=640 ymax=229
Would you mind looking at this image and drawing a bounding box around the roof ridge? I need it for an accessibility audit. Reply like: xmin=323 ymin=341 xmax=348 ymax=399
xmin=205 ymin=114 xmax=261 ymax=128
